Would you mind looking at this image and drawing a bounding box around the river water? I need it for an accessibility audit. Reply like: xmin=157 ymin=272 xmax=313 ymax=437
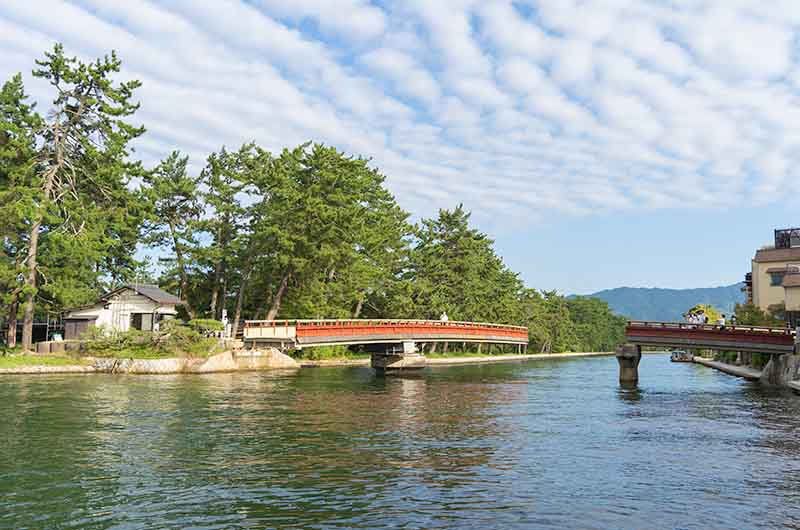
xmin=2 ymin=354 xmax=800 ymax=529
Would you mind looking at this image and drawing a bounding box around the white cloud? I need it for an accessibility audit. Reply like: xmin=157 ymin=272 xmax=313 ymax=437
xmin=1 ymin=0 xmax=799 ymax=225
xmin=254 ymin=0 xmax=386 ymax=42
xmin=360 ymin=47 xmax=441 ymax=103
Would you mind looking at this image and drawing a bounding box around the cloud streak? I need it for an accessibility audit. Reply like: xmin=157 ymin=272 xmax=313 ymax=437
xmin=2 ymin=0 xmax=799 ymax=227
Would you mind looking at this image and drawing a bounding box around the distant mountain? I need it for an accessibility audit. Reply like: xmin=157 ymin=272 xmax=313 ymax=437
xmin=575 ymin=284 xmax=745 ymax=322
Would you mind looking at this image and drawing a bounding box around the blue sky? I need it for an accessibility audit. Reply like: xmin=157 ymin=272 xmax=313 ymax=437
xmin=2 ymin=0 xmax=799 ymax=294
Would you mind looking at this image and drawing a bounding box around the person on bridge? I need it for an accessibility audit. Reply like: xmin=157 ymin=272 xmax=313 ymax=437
xmin=717 ymin=314 xmax=726 ymax=330
xmin=440 ymin=312 xmax=449 ymax=322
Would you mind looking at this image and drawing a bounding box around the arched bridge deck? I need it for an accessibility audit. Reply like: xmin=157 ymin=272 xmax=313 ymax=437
xmin=243 ymin=319 xmax=529 ymax=349
xmin=625 ymin=321 xmax=796 ymax=354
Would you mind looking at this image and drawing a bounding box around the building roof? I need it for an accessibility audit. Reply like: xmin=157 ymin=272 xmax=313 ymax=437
xmin=766 ymin=266 xmax=789 ymax=273
xmin=102 ymin=284 xmax=183 ymax=305
xmin=754 ymin=246 xmax=800 ymax=263
xmin=783 ymin=273 xmax=800 ymax=288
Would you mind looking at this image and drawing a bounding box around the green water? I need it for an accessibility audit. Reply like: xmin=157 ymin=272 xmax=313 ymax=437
xmin=2 ymin=355 xmax=800 ymax=529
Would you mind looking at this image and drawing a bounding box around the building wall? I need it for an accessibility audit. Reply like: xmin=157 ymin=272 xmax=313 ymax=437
xmin=65 ymin=289 xmax=177 ymax=332
xmin=785 ymin=286 xmax=800 ymax=312
xmin=752 ymin=260 xmax=800 ymax=311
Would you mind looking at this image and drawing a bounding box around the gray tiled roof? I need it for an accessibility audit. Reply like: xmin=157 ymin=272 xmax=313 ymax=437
xmin=101 ymin=284 xmax=183 ymax=305
xmin=129 ymin=284 xmax=183 ymax=304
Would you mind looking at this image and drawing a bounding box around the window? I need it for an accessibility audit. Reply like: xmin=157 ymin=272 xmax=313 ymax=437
xmin=770 ymin=273 xmax=785 ymax=286
xmin=130 ymin=313 xmax=153 ymax=331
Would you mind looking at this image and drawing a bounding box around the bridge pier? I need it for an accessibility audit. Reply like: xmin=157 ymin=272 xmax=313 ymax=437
xmin=616 ymin=344 xmax=641 ymax=384
xmin=371 ymin=341 xmax=427 ymax=373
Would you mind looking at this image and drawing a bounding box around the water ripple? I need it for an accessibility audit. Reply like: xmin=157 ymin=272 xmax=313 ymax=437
xmin=2 ymin=355 xmax=800 ymax=529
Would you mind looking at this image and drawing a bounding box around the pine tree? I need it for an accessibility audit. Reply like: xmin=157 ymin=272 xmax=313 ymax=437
xmin=18 ymin=44 xmax=145 ymax=350
xmin=143 ymin=151 xmax=202 ymax=317
xmin=0 ymin=74 xmax=41 ymax=347
xmin=198 ymin=145 xmax=248 ymax=319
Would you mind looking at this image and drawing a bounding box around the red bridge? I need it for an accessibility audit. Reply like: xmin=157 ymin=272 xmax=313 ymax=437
xmin=243 ymin=319 xmax=529 ymax=351
xmin=625 ymin=321 xmax=796 ymax=354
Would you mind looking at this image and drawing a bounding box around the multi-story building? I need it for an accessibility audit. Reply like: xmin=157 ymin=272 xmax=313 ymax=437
xmin=748 ymin=227 xmax=800 ymax=327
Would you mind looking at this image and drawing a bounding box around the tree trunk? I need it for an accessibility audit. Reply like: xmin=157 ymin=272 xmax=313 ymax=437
xmin=6 ymin=293 xmax=19 ymax=348
xmin=231 ymin=259 xmax=253 ymax=339
xmin=22 ymin=162 xmax=58 ymax=351
xmin=21 ymin=215 xmax=44 ymax=351
xmin=352 ymin=297 xmax=364 ymax=319
xmin=209 ymin=258 xmax=222 ymax=319
xmin=169 ymin=222 xmax=195 ymax=319
xmin=219 ymin=267 xmax=227 ymax=320
xmin=209 ymin=224 xmax=225 ymax=319
xmin=266 ymin=270 xmax=291 ymax=320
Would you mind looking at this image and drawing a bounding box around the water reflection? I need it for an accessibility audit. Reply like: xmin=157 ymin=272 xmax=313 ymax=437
xmin=617 ymin=381 xmax=641 ymax=399
xmin=3 ymin=356 xmax=800 ymax=529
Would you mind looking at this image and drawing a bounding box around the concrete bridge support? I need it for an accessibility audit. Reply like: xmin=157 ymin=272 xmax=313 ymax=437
xmin=371 ymin=341 xmax=427 ymax=373
xmin=616 ymin=344 xmax=642 ymax=384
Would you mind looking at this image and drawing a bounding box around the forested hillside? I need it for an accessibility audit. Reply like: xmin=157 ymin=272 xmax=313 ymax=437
xmin=0 ymin=44 xmax=625 ymax=353
xmin=583 ymin=284 xmax=745 ymax=321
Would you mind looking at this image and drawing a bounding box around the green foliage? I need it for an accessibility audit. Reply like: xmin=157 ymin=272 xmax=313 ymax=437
xmin=751 ymin=353 xmax=772 ymax=369
xmin=81 ymin=322 xmax=220 ymax=358
xmin=404 ymin=204 xmax=522 ymax=323
xmin=734 ymin=302 xmax=784 ymax=327
xmin=1 ymin=47 xmax=625 ymax=354
xmin=566 ymin=296 xmax=627 ymax=352
xmin=292 ymin=345 xmax=356 ymax=361
xmin=714 ymin=351 xmax=739 ymax=364
xmin=1 ymin=44 xmax=146 ymax=349
xmin=686 ymin=303 xmax=722 ymax=323
xmin=0 ymin=355 xmax=87 ymax=369
xmin=143 ymin=151 xmax=202 ymax=316
xmin=187 ymin=319 xmax=224 ymax=332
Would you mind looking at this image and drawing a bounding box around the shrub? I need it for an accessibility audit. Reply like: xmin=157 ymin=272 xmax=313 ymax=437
xmin=187 ymin=319 xmax=224 ymax=333
xmin=714 ymin=351 xmax=738 ymax=364
xmin=293 ymin=345 xmax=353 ymax=360
xmin=751 ymin=353 xmax=772 ymax=369
xmin=80 ymin=321 xmax=221 ymax=358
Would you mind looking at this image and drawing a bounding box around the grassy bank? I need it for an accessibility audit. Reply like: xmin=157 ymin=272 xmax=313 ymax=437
xmin=426 ymin=350 xmax=507 ymax=358
xmin=290 ymin=346 xmax=370 ymax=361
xmin=0 ymin=355 xmax=88 ymax=369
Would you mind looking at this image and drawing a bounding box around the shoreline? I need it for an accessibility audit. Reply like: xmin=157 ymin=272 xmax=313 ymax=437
xmin=0 ymin=350 xmax=614 ymax=375
xmin=299 ymin=351 xmax=613 ymax=368
xmin=691 ymin=357 xmax=762 ymax=381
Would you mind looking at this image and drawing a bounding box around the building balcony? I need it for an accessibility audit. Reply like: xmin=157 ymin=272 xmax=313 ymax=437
xmin=774 ymin=227 xmax=800 ymax=249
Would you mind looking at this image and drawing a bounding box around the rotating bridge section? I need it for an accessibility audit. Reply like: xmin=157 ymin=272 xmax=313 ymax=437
xmin=243 ymin=319 xmax=529 ymax=349
xmin=625 ymin=321 xmax=796 ymax=354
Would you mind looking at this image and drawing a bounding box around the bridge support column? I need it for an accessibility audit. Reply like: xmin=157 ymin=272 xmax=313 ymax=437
xmin=616 ymin=344 xmax=641 ymax=384
xmin=371 ymin=341 xmax=427 ymax=373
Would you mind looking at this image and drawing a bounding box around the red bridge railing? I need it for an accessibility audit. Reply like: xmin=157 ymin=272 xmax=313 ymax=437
xmin=625 ymin=320 xmax=796 ymax=351
xmin=243 ymin=319 xmax=529 ymax=345
xmin=626 ymin=320 xmax=793 ymax=336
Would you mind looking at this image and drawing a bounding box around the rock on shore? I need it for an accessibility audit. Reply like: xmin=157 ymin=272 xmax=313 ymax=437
xmin=87 ymin=349 xmax=299 ymax=374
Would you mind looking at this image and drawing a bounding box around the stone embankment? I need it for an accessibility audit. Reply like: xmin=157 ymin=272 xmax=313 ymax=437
xmin=0 ymin=364 xmax=97 ymax=375
xmin=0 ymin=349 xmax=298 ymax=375
xmin=693 ymin=354 xmax=800 ymax=390
xmin=0 ymin=350 xmax=613 ymax=374
xmin=691 ymin=357 xmax=761 ymax=381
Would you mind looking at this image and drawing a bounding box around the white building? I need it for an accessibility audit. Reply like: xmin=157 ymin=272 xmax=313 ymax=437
xmin=63 ymin=284 xmax=183 ymax=340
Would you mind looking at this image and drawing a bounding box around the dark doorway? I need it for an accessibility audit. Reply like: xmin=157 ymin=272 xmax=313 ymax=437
xmin=64 ymin=319 xmax=96 ymax=340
